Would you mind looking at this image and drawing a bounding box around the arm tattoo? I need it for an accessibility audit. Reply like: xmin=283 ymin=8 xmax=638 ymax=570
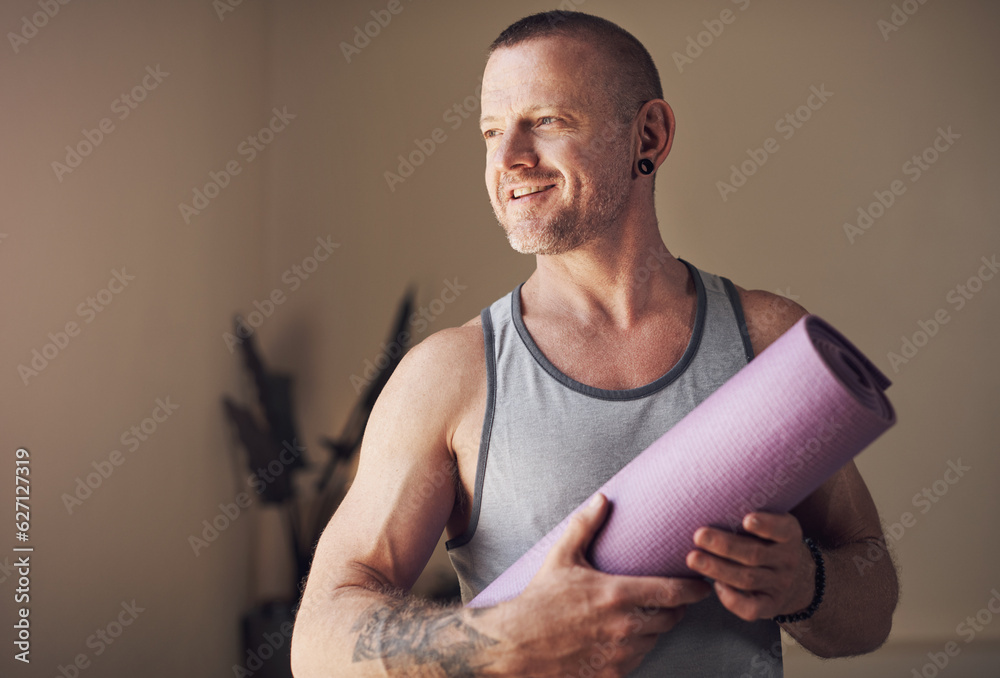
xmin=350 ymin=589 xmax=499 ymax=676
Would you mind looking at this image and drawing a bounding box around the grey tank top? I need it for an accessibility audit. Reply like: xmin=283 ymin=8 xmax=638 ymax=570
xmin=446 ymin=260 xmax=783 ymax=677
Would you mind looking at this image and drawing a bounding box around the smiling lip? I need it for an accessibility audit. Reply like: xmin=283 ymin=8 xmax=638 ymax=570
xmin=510 ymin=184 xmax=556 ymax=199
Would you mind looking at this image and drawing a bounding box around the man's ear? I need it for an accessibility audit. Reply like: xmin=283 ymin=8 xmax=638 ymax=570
xmin=635 ymin=99 xmax=675 ymax=172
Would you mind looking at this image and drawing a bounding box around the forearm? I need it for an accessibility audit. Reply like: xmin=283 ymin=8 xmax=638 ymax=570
xmin=292 ymin=584 xmax=507 ymax=677
xmin=781 ymin=537 xmax=898 ymax=658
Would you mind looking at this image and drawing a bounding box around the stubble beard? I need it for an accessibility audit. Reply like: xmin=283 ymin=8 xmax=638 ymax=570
xmin=493 ymin=150 xmax=633 ymax=256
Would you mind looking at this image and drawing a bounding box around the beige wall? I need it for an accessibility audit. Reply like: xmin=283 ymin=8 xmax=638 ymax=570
xmin=0 ymin=0 xmax=269 ymax=675
xmin=2 ymin=0 xmax=998 ymax=676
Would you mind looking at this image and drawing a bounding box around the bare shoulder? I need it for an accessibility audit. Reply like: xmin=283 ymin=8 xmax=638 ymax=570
xmin=383 ymin=320 xmax=484 ymax=406
xmin=371 ymin=317 xmax=486 ymax=441
xmin=732 ymin=284 xmax=809 ymax=356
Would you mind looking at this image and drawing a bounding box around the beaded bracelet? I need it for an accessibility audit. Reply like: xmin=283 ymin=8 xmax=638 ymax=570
xmin=773 ymin=537 xmax=825 ymax=624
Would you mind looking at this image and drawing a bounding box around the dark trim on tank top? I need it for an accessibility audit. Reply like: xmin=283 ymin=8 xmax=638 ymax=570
xmin=509 ymin=258 xmax=707 ymax=401
xmin=445 ymin=308 xmax=497 ymax=551
xmin=722 ymin=276 xmax=755 ymax=363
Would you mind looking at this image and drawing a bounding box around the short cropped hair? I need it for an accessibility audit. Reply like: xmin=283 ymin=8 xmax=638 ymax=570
xmin=487 ymin=11 xmax=663 ymax=123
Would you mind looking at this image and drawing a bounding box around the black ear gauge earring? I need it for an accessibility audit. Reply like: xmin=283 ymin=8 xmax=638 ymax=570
xmin=638 ymin=158 xmax=655 ymax=175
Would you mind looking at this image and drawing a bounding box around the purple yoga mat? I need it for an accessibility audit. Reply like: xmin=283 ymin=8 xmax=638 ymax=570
xmin=469 ymin=314 xmax=895 ymax=608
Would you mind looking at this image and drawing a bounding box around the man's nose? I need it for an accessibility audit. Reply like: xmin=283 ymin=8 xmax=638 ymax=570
xmin=492 ymin=127 xmax=538 ymax=172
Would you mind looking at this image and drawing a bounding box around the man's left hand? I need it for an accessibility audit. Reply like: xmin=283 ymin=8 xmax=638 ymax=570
xmin=685 ymin=512 xmax=815 ymax=622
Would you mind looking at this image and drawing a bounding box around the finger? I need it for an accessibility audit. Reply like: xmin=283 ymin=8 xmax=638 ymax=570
xmin=692 ymin=527 xmax=773 ymax=567
xmin=742 ymin=512 xmax=802 ymax=543
xmin=713 ymin=581 xmax=768 ymax=622
xmin=613 ymin=575 xmax=712 ymax=609
xmin=685 ymin=550 xmax=769 ymax=592
xmin=547 ymin=493 xmax=609 ymax=565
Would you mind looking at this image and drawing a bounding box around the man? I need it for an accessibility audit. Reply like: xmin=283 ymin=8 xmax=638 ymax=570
xmin=292 ymin=11 xmax=898 ymax=677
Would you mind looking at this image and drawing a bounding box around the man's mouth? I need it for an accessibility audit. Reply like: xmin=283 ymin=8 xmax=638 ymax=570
xmin=511 ymin=185 xmax=556 ymax=199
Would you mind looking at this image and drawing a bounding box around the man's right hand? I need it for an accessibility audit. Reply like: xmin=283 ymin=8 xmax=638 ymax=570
xmin=489 ymin=492 xmax=713 ymax=677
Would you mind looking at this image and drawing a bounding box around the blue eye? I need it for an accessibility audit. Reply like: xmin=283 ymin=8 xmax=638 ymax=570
xmin=539 ymin=117 xmax=557 ymax=125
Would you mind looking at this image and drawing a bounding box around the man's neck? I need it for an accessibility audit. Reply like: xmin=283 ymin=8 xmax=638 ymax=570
xmin=523 ymin=219 xmax=690 ymax=329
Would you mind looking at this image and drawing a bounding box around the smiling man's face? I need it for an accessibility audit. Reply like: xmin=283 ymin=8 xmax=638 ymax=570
xmin=480 ymin=36 xmax=635 ymax=256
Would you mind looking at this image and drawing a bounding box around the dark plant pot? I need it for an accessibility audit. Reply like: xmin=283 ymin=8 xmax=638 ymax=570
xmin=237 ymin=600 xmax=296 ymax=678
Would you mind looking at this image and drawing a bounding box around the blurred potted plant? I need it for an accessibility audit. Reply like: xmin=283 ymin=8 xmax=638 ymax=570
xmin=221 ymin=288 xmax=415 ymax=678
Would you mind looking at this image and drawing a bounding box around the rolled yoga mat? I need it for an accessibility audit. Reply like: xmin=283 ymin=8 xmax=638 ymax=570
xmin=469 ymin=314 xmax=895 ymax=608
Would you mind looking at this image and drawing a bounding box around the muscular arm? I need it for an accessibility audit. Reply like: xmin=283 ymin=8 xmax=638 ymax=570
xmin=688 ymin=288 xmax=899 ymax=658
xmin=290 ymin=326 xmax=508 ymax=676
xmin=783 ymin=456 xmax=899 ymax=657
